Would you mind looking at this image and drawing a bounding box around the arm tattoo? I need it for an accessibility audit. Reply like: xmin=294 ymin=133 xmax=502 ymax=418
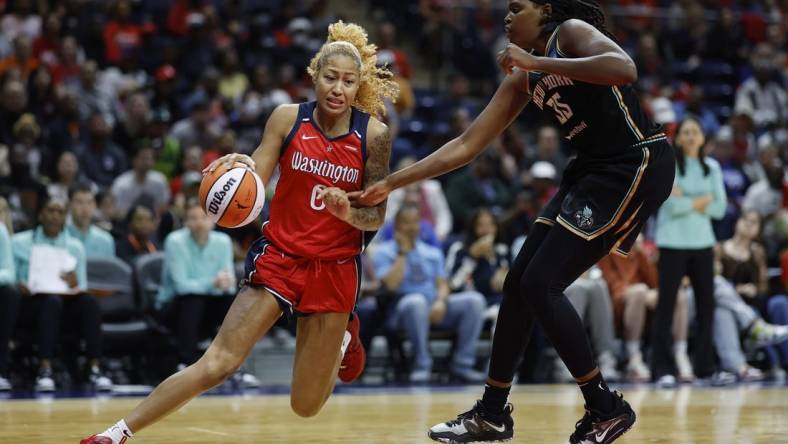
xmin=347 ymin=126 xmax=392 ymax=231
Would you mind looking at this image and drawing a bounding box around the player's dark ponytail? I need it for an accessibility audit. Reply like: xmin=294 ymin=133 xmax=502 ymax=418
xmin=531 ymin=0 xmax=615 ymax=40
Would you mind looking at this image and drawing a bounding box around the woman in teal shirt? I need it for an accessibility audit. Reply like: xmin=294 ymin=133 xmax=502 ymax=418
xmin=11 ymin=196 xmax=111 ymax=392
xmin=651 ymin=117 xmax=727 ymax=384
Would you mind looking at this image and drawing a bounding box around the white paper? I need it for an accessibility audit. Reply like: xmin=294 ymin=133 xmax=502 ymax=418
xmin=27 ymin=244 xmax=78 ymax=295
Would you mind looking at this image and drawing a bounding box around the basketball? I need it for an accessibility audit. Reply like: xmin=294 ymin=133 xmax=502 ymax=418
xmin=199 ymin=162 xmax=265 ymax=228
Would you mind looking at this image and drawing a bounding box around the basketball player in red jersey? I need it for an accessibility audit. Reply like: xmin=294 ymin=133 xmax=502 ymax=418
xmin=81 ymin=21 xmax=397 ymax=444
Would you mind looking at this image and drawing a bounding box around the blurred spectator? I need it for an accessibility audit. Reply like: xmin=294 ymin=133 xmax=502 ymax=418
xmin=445 ymin=151 xmax=511 ymax=232
xmin=0 ymin=0 xmax=42 ymax=43
xmin=377 ymin=22 xmax=413 ymax=80
xmin=75 ymin=113 xmax=127 ymax=189
xmin=0 ymin=35 xmax=39 ymax=81
xmin=116 ymin=203 xmax=159 ymax=265
xmin=74 ymin=60 xmax=113 ymax=123
xmin=144 ymin=108 xmax=182 ymax=179
xmin=742 ymin=158 xmax=784 ymax=219
xmin=27 ymin=65 xmax=57 ymax=123
xmin=653 ymin=117 xmax=727 ymax=384
xmin=44 ymin=91 xmax=81 ymax=155
xmin=102 ymin=0 xmax=144 ymax=65
xmin=170 ymin=145 xmax=204 ymax=196
xmin=556 ymin=268 xmax=621 ymax=383
xmin=66 ymin=184 xmax=115 ymax=258
xmin=0 ymin=79 xmax=27 ymax=145
xmin=0 ymin=217 xmax=18 ymax=391
xmin=156 ymin=198 xmax=235 ymax=368
xmin=47 ymin=151 xmax=95 ymax=203
xmin=734 ymin=43 xmax=786 ymax=134
xmin=111 ymin=145 xmax=171 ymax=216
xmin=170 ymin=99 xmax=221 ymax=151
xmin=218 ymin=48 xmax=249 ymax=103
xmin=384 ymin=157 xmax=453 ymax=242
xmin=446 ymin=208 xmax=509 ymax=307
xmin=525 ymin=125 xmax=568 ymax=178
xmin=113 ymin=92 xmax=150 ymax=154
xmin=150 ymin=64 xmax=182 ymax=120
xmin=712 ymin=274 xmax=788 ymax=381
xmin=11 ymin=196 xmax=112 ymax=391
xmin=202 ymin=129 xmax=236 ymax=168
xmin=599 ymin=237 xmax=691 ymax=383
xmin=49 ymin=35 xmax=82 ymax=87
xmin=370 ymin=205 xmax=486 ymax=383
xmin=10 ymin=113 xmax=49 ymax=180
xmin=31 ymin=13 xmax=61 ymax=66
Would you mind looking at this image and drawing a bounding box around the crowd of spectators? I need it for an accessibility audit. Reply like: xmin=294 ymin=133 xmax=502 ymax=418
xmin=0 ymin=0 xmax=785 ymax=390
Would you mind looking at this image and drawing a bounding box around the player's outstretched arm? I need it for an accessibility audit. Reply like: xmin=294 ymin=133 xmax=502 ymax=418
xmin=498 ymin=19 xmax=636 ymax=86
xmin=354 ymin=70 xmax=530 ymax=206
xmin=203 ymin=104 xmax=296 ymax=187
xmin=320 ymin=119 xmax=391 ymax=231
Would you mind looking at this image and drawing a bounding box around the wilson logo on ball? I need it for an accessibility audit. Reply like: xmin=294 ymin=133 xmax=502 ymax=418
xmin=207 ymin=177 xmax=238 ymax=215
xmin=199 ymin=163 xmax=266 ymax=229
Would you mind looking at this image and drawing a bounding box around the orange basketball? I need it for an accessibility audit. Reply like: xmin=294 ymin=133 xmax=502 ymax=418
xmin=199 ymin=162 xmax=265 ymax=228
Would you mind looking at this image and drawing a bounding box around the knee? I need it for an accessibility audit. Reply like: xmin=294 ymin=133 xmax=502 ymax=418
xmin=196 ymin=351 xmax=241 ymax=389
xmin=399 ymin=294 xmax=429 ymax=316
xmin=520 ymin=271 xmax=551 ymax=307
xmin=467 ymin=292 xmax=486 ymax=313
xmin=290 ymin=396 xmax=322 ymax=418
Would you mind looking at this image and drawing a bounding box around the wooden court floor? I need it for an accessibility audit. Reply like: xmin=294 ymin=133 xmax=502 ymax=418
xmin=1 ymin=384 xmax=787 ymax=443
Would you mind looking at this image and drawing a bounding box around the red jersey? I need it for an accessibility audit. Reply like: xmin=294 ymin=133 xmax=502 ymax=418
xmin=263 ymin=102 xmax=370 ymax=260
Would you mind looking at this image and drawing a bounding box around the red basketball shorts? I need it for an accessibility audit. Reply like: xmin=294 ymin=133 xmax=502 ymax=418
xmin=243 ymin=235 xmax=360 ymax=316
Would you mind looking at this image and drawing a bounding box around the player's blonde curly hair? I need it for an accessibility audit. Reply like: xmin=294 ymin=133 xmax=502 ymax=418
xmin=308 ymin=21 xmax=399 ymax=118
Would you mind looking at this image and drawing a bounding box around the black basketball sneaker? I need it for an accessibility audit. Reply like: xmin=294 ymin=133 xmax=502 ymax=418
xmin=428 ymin=400 xmax=514 ymax=443
xmin=567 ymin=391 xmax=636 ymax=444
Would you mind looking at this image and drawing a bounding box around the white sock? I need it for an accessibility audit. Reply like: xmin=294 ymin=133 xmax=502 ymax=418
xmin=99 ymin=419 xmax=133 ymax=443
xmin=673 ymin=341 xmax=687 ymax=356
xmin=625 ymin=341 xmax=641 ymax=359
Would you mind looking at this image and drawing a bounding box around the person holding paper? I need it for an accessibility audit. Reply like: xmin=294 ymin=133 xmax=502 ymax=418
xmin=11 ymin=196 xmax=112 ymax=392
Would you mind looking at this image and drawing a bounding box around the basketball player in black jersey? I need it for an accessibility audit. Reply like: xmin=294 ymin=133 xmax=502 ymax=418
xmin=354 ymin=1 xmax=675 ymax=443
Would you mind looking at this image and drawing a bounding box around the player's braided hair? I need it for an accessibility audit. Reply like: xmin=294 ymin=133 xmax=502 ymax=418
xmin=308 ymin=21 xmax=399 ymax=118
xmin=531 ymin=0 xmax=614 ymax=40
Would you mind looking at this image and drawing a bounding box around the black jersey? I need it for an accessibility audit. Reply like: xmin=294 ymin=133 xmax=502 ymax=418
xmin=525 ymin=24 xmax=661 ymax=157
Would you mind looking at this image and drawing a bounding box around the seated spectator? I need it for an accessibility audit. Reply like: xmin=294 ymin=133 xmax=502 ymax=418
xmin=553 ymin=268 xmax=621 ymax=382
xmin=719 ymin=210 xmax=788 ymax=373
xmin=11 ymin=196 xmax=112 ymax=391
xmin=113 ymin=92 xmax=150 ymax=155
xmin=73 ymin=60 xmax=113 ymax=124
xmin=116 ymin=203 xmax=159 ymax=265
xmin=0 ymin=219 xmax=19 ymax=391
xmin=525 ymin=125 xmax=567 ymax=177
xmin=202 ymin=129 xmax=236 ymax=168
xmin=0 ymin=79 xmax=27 ymax=145
xmin=370 ymin=205 xmax=487 ymax=383
xmin=10 ymin=112 xmax=50 ymax=180
xmin=66 ymin=184 xmax=115 ymax=258
xmin=446 ymin=208 xmax=509 ymax=310
xmin=144 ymin=108 xmax=182 ymax=180
xmin=445 ymin=151 xmax=511 ymax=232
xmin=75 ymin=113 xmax=127 ymax=189
xmin=155 ymin=199 xmax=237 ymax=370
xmin=169 ymin=98 xmax=221 ymax=150
xmin=734 ymin=43 xmax=786 ymax=134
xmin=712 ymin=274 xmax=788 ymax=381
xmin=170 ymin=145 xmax=203 ymax=196
xmin=47 ymin=151 xmax=96 ymax=203
xmin=217 ymin=48 xmax=248 ymax=103
xmin=383 ymin=157 xmax=453 ymax=242
xmin=0 ymin=35 xmax=39 ymax=81
xmin=742 ymin=159 xmax=784 ymax=220
xmin=598 ymin=237 xmax=691 ymax=382
xmin=111 ymin=145 xmax=171 ymax=216
xmin=102 ymin=0 xmax=144 ymax=65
